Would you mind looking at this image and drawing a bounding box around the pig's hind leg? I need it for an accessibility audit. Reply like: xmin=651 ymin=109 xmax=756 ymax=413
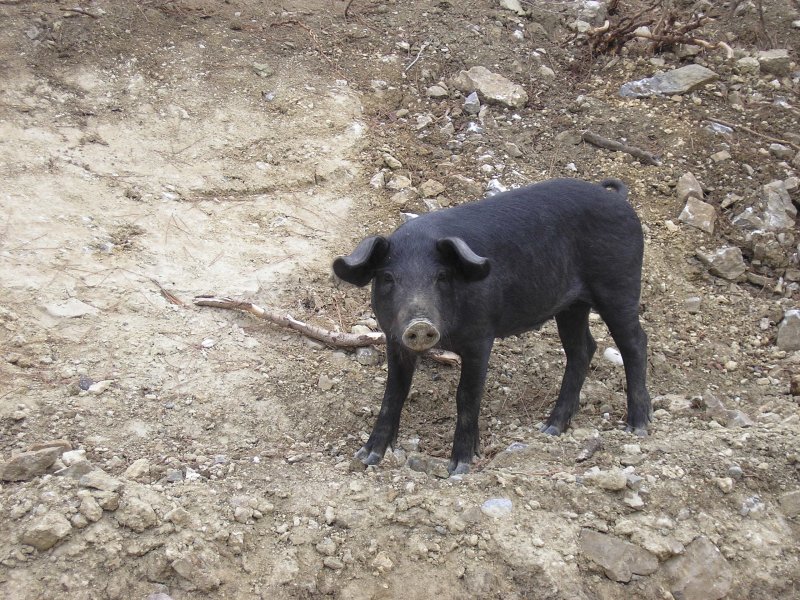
xmin=355 ymin=341 xmax=417 ymax=465
xmin=595 ymin=303 xmax=651 ymax=435
xmin=541 ymin=303 xmax=596 ymax=435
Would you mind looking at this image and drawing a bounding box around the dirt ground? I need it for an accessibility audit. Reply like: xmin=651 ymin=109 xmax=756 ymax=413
xmin=1 ymin=1 xmax=799 ymax=598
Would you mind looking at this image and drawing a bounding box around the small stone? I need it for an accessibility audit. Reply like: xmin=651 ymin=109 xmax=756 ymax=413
xmin=498 ymin=0 xmax=527 ymax=16
xmin=369 ymin=171 xmax=386 ymax=189
xmin=619 ymin=64 xmax=718 ymax=98
xmin=696 ymin=247 xmax=746 ymax=281
xmin=451 ymin=66 xmax=528 ymax=109
xmin=170 ymin=552 xmax=221 ymax=591
xmin=0 ymin=447 xmax=63 ymax=481
xmin=663 ymin=536 xmax=732 ymax=600
xmin=87 ymin=379 xmax=113 ymax=394
xmin=480 ymin=498 xmax=513 ymax=518
xmin=538 ymin=65 xmax=555 ymax=79
xmin=44 ymin=298 xmax=98 ymax=318
xmin=769 ymin=143 xmax=794 ymax=160
xmin=777 ymin=310 xmax=800 ymax=351
xmin=756 ymin=49 xmax=791 ymax=76
xmin=124 ymin=458 xmax=151 ymax=481
xmin=316 ymin=537 xmax=337 ymax=556
xmin=115 ymin=497 xmax=158 ymax=532
xmin=463 ymin=91 xmax=481 ymax=115
xmin=602 ymin=347 xmax=624 ymax=366
xmin=419 ymin=179 xmax=446 ymax=197
xmin=679 ymin=197 xmax=716 ymax=234
xmin=78 ymin=491 xmax=103 ymax=522
xmin=580 ymin=529 xmax=658 ymax=583
xmin=61 ymin=449 xmax=86 ymax=466
xmin=386 ymin=174 xmax=412 ymax=191
xmin=79 ymin=470 xmax=123 ymax=492
xmin=623 ymin=491 xmax=645 ymax=509
xmin=318 ymin=374 xmax=335 ymax=391
xmin=676 ymin=172 xmax=703 ymax=201
xmin=735 ymin=56 xmax=760 ymax=75
xmin=504 ymin=142 xmax=523 ymax=158
xmin=252 ymin=62 xmax=274 ymax=77
xmin=323 ymin=556 xmax=345 ymax=570
xmin=383 ymin=154 xmax=402 ymax=170
xmin=165 ymin=507 xmax=192 ymax=526
xmin=685 ymin=296 xmax=702 ymax=314
xmin=355 ymin=346 xmax=380 ymax=366
xmin=22 ymin=512 xmax=73 ymax=551
xmin=762 ymin=181 xmax=796 ymax=230
xmin=711 ymin=150 xmax=731 ymax=162
xmin=586 ymin=469 xmax=628 ymax=491
xmin=778 ymin=490 xmax=800 ymax=517
xmin=371 ymin=551 xmax=394 ymax=572
xmin=426 ymin=85 xmax=449 ymax=99
xmin=715 ymin=477 xmax=734 ymax=493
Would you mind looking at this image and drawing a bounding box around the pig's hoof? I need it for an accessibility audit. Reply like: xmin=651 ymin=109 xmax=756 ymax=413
xmin=540 ymin=424 xmax=563 ymax=436
xmin=355 ymin=446 xmax=384 ymax=465
xmin=625 ymin=425 xmax=649 ymax=437
xmin=448 ymin=461 xmax=471 ymax=476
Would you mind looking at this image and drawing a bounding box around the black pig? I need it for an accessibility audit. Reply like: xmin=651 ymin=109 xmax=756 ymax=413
xmin=334 ymin=178 xmax=651 ymax=474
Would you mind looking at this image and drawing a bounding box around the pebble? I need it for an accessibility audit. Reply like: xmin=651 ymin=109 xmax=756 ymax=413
xmin=585 ymin=468 xmax=628 ymax=491
xmin=776 ymin=309 xmax=800 ymax=351
xmin=711 ymin=150 xmax=731 ymax=162
xmin=602 ymin=347 xmax=624 ymax=366
xmin=0 ymin=447 xmax=63 ymax=481
xmin=696 ymin=247 xmax=746 ymax=281
xmin=451 ymin=66 xmax=528 ymax=109
xmin=619 ymin=64 xmax=718 ymax=98
xmin=318 ymin=374 xmax=335 ymax=391
xmin=480 ymin=498 xmax=513 ymax=518
xmin=124 ymin=458 xmax=151 ymax=481
xmin=21 ymin=512 xmax=72 ymax=550
xmin=116 ymin=497 xmax=158 ymax=532
xmin=679 ymin=197 xmax=716 ymax=234
xmin=426 ymin=85 xmax=449 ymax=99
xmin=383 ymin=154 xmax=403 ymax=170
xmin=579 ymin=529 xmax=658 ymax=582
xmin=44 ymin=298 xmax=98 ymax=318
xmin=778 ymin=490 xmax=800 ymax=517
xmin=79 ymin=470 xmax=123 ymax=492
xmin=463 ymin=91 xmax=481 ymax=115
xmin=675 ymin=172 xmax=703 ymax=202
xmin=663 ymin=536 xmax=732 ymax=600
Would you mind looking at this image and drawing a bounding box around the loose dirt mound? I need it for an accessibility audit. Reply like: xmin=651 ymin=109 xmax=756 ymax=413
xmin=1 ymin=1 xmax=798 ymax=599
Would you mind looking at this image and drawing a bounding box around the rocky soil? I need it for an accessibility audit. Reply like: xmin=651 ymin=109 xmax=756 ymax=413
xmin=1 ymin=1 xmax=799 ymax=598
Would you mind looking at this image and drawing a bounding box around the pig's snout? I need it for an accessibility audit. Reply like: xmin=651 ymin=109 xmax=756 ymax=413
xmin=401 ymin=318 xmax=440 ymax=352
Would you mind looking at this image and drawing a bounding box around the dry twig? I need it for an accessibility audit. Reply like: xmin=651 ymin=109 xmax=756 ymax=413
xmin=581 ymin=131 xmax=661 ymax=166
xmin=193 ymin=295 xmax=462 ymax=367
xmin=707 ymin=118 xmax=800 ymax=152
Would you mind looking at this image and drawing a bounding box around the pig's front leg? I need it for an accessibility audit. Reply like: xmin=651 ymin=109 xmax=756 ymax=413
xmin=354 ymin=340 xmax=417 ymax=466
xmin=449 ymin=339 xmax=493 ymax=475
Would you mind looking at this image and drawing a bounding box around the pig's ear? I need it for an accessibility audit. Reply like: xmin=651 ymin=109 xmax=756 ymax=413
xmin=437 ymin=237 xmax=490 ymax=281
xmin=333 ymin=236 xmax=390 ymax=287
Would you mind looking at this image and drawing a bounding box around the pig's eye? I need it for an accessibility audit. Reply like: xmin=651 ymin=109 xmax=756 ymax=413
xmin=436 ymin=271 xmax=449 ymax=282
xmin=381 ymin=272 xmax=394 ymax=284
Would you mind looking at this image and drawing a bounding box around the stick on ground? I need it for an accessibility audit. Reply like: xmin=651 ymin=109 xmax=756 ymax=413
xmin=581 ymin=131 xmax=661 ymax=166
xmin=193 ymin=296 xmax=461 ymax=367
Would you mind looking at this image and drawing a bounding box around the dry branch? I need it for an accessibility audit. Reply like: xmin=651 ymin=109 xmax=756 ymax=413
xmin=193 ymin=296 xmax=461 ymax=367
xmin=581 ymin=131 xmax=661 ymax=166
xmin=707 ymin=118 xmax=800 ymax=152
xmin=585 ymin=2 xmax=731 ymax=57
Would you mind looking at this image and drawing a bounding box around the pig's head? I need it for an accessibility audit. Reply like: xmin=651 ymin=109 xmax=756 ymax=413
xmin=333 ymin=234 xmax=490 ymax=352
